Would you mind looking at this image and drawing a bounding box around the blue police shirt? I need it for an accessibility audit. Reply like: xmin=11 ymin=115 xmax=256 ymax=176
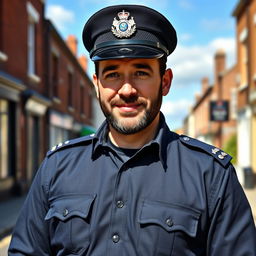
xmin=9 ymin=114 xmax=256 ymax=255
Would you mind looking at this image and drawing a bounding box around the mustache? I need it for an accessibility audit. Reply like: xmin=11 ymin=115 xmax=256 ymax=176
xmin=110 ymin=95 xmax=146 ymax=105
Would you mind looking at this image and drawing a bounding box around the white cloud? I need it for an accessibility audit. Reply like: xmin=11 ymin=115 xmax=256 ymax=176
xmin=201 ymin=18 xmax=234 ymax=31
xmin=168 ymin=37 xmax=236 ymax=88
xmin=178 ymin=0 xmax=194 ymax=10
xmin=46 ymin=5 xmax=75 ymax=31
xmin=79 ymin=0 xmax=169 ymax=7
xmin=161 ymin=98 xmax=192 ymax=116
xmin=179 ymin=33 xmax=193 ymax=42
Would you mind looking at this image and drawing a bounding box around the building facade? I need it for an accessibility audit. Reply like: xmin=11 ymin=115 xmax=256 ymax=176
xmin=184 ymin=0 xmax=256 ymax=186
xmin=0 ymin=0 xmax=95 ymax=199
xmin=233 ymin=0 xmax=256 ymax=177
xmin=44 ymin=21 xmax=94 ymax=148
xmin=185 ymin=50 xmax=237 ymax=151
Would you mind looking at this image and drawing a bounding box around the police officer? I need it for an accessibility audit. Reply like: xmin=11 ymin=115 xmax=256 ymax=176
xmin=9 ymin=5 xmax=256 ymax=256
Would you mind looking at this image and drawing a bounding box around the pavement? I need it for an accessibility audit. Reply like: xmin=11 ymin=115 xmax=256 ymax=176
xmin=244 ymin=187 xmax=256 ymax=224
xmin=0 ymin=195 xmax=26 ymax=239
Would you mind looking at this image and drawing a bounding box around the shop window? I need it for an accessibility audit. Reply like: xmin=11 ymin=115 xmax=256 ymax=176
xmin=50 ymin=125 xmax=69 ymax=148
xmin=0 ymin=100 xmax=8 ymax=179
xmin=27 ymin=115 xmax=40 ymax=180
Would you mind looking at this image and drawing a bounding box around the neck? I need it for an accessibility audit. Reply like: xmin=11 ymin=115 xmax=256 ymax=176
xmin=108 ymin=113 xmax=160 ymax=149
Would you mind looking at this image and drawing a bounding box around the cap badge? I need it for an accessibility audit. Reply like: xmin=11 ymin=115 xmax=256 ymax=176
xmin=112 ymin=10 xmax=136 ymax=38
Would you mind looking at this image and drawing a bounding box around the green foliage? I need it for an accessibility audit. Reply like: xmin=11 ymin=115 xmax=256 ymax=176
xmin=223 ymin=133 xmax=237 ymax=164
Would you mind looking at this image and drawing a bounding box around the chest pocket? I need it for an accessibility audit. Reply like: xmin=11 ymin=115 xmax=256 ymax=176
xmin=45 ymin=194 xmax=96 ymax=255
xmin=138 ymin=200 xmax=201 ymax=256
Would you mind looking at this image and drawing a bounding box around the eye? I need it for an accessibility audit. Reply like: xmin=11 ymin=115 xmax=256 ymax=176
xmin=134 ymin=71 xmax=149 ymax=77
xmin=105 ymin=72 xmax=120 ymax=79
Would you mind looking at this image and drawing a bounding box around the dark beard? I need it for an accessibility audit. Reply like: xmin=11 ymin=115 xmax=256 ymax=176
xmin=98 ymin=83 xmax=163 ymax=135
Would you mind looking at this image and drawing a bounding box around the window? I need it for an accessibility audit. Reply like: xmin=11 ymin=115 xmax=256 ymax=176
xmin=80 ymin=84 xmax=85 ymax=114
xmin=240 ymin=41 xmax=248 ymax=87
xmin=0 ymin=100 xmax=8 ymax=179
xmin=52 ymin=54 xmax=59 ymax=97
xmin=27 ymin=21 xmax=36 ymax=75
xmin=239 ymin=28 xmax=248 ymax=88
xmin=27 ymin=2 xmax=40 ymax=82
xmin=0 ymin=0 xmax=8 ymax=61
xmin=68 ymin=72 xmax=73 ymax=107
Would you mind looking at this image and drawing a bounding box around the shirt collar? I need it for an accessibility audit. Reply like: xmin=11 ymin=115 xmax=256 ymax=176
xmin=91 ymin=112 xmax=173 ymax=170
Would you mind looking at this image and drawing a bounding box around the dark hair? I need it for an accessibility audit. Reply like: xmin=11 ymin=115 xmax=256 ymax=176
xmin=94 ymin=56 xmax=167 ymax=77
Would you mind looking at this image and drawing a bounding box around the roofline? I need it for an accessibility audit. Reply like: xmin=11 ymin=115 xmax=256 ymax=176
xmin=232 ymin=0 xmax=249 ymax=17
xmin=45 ymin=19 xmax=93 ymax=88
xmin=192 ymin=86 xmax=213 ymax=111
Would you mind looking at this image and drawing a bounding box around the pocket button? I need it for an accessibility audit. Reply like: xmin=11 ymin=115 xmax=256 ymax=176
xmin=63 ymin=208 xmax=69 ymax=217
xmin=166 ymin=218 xmax=173 ymax=227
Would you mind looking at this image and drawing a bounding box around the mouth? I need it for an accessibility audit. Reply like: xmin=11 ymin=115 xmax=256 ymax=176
xmin=114 ymin=103 xmax=143 ymax=112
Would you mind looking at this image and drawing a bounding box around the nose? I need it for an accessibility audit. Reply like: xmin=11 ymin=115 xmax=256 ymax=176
xmin=118 ymin=81 xmax=137 ymax=97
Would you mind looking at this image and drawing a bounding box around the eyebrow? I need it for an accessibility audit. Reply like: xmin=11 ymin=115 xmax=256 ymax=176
xmin=102 ymin=65 xmax=119 ymax=75
xmin=133 ymin=63 xmax=153 ymax=72
xmin=101 ymin=62 xmax=153 ymax=75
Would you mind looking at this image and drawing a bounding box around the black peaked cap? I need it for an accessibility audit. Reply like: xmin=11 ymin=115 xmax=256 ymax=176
xmin=82 ymin=5 xmax=177 ymax=61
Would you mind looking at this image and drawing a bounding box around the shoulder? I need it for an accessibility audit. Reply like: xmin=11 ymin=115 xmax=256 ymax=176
xmin=46 ymin=134 xmax=95 ymax=158
xmin=179 ymin=134 xmax=232 ymax=168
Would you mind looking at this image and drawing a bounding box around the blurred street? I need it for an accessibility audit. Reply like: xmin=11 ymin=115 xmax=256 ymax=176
xmin=0 ymin=0 xmax=256 ymax=254
xmin=245 ymin=187 xmax=256 ymax=222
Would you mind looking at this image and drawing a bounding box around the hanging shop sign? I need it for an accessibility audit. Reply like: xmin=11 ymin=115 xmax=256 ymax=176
xmin=210 ymin=100 xmax=229 ymax=121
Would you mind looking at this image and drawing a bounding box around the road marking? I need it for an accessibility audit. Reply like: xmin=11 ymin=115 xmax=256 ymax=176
xmin=0 ymin=235 xmax=11 ymax=249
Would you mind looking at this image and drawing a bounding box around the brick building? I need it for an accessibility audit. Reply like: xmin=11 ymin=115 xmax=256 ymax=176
xmin=184 ymin=50 xmax=237 ymax=150
xmin=232 ymin=0 xmax=256 ymax=178
xmin=0 ymin=0 xmax=94 ymax=198
xmin=184 ymin=0 xmax=256 ymax=186
xmin=44 ymin=21 xmax=94 ymax=148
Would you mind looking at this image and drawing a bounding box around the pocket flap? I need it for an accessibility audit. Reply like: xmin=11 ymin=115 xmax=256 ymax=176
xmin=45 ymin=194 xmax=96 ymax=221
xmin=138 ymin=200 xmax=201 ymax=237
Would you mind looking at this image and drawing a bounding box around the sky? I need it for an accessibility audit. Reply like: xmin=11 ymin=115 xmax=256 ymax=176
xmin=45 ymin=0 xmax=238 ymax=130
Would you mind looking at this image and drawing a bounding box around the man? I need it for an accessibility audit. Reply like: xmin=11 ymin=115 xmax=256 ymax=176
xmin=9 ymin=5 xmax=256 ymax=256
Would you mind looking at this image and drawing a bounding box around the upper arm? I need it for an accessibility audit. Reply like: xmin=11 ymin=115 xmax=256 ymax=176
xmin=207 ymin=165 xmax=256 ymax=255
xmin=8 ymin=158 xmax=52 ymax=255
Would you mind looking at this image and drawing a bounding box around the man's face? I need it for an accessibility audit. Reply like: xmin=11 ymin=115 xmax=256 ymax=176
xmin=93 ymin=58 xmax=171 ymax=135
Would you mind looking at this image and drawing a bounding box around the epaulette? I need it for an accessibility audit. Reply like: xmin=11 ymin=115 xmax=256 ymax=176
xmin=179 ymin=135 xmax=232 ymax=168
xmin=46 ymin=133 xmax=95 ymax=158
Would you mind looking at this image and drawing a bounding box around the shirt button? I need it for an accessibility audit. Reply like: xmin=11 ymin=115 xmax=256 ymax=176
xmin=166 ymin=218 xmax=173 ymax=227
xmin=116 ymin=200 xmax=124 ymax=208
xmin=63 ymin=208 xmax=69 ymax=217
xmin=112 ymin=234 xmax=120 ymax=243
xmin=183 ymin=136 xmax=190 ymax=141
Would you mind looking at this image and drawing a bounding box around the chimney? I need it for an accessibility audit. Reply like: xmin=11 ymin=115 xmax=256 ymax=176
xmin=201 ymin=77 xmax=209 ymax=94
xmin=214 ymin=49 xmax=226 ymax=84
xmin=79 ymin=55 xmax=88 ymax=72
xmin=195 ymin=92 xmax=201 ymax=103
xmin=66 ymin=35 xmax=78 ymax=56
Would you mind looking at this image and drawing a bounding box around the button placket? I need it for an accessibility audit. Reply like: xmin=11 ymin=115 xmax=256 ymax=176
xmin=112 ymin=234 xmax=120 ymax=243
xmin=116 ymin=200 xmax=124 ymax=208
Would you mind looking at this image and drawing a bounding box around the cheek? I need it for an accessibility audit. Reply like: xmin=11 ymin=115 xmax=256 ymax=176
xmin=98 ymin=86 xmax=116 ymax=103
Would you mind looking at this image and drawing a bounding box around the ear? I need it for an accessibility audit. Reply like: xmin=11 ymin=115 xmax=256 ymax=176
xmin=93 ymin=73 xmax=99 ymax=99
xmin=161 ymin=68 xmax=173 ymax=96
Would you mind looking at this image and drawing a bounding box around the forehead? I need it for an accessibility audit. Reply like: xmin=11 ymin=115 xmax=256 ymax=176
xmin=98 ymin=58 xmax=159 ymax=70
